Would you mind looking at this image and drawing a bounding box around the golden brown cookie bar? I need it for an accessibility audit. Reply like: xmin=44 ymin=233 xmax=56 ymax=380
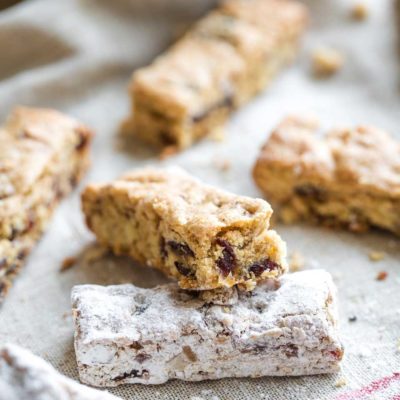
xmin=125 ymin=0 xmax=308 ymax=150
xmin=0 ymin=107 xmax=93 ymax=299
xmin=253 ymin=116 xmax=400 ymax=235
xmin=82 ymin=167 xmax=287 ymax=290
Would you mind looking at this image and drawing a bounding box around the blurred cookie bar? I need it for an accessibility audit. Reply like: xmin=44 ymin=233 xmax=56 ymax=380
xmin=125 ymin=0 xmax=308 ymax=149
xmin=82 ymin=167 xmax=287 ymax=290
xmin=0 ymin=344 xmax=118 ymax=399
xmin=72 ymin=270 xmax=343 ymax=386
xmin=253 ymin=116 xmax=400 ymax=235
xmin=0 ymin=107 xmax=93 ymax=300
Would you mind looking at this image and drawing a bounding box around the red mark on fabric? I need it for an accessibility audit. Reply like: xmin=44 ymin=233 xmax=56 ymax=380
xmin=335 ymin=372 xmax=400 ymax=400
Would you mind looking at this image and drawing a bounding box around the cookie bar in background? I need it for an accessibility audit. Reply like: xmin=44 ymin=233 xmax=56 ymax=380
xmin=253 ymin=116 xmax=400 ymax=235
xmin=125 ymin=0 xmax=308 ymax=150
xmin=0 ymin=344 xmax=119 ymax=399
xmin=72 ymin=270 xmax=343 ymax=386
xmin=0 ymin=107 xmax=93 ymax=300
xmin=82 ymin=167 xmax=287 ymax=290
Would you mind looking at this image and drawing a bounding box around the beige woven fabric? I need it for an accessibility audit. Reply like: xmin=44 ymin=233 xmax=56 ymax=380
xmin=0 ymin=0 xmax=399 ymax=399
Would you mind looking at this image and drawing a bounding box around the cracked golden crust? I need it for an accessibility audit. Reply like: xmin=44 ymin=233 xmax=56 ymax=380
xmin=82 ymin=167 xmax=287 ymax=290
xmin=127 ymin=0 xmax=308 ymax=149
xmin=0 ymin=107 xmax=93 ymax=300
xmin=0 ymin=107 xmax=91 ymax=200
xmin=253 ymin=116 xmax=400 ymax=234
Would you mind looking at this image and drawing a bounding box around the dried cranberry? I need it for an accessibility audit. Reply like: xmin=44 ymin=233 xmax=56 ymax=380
xmin=284 ymin=344 xmax=298 ymax=358
xmin=167 ymin=241 xmax=195 ymax=257
xmin=174 ymin=261 xmax=192 ymax=277
xmin=295 ymin=184 xmax=326 ymax=202
xmin=135 ymin=353 xmax=151 ymax=363
xmin=329 ymin=350 xmax=343 ymax=360
xmin=248 ymin=259 xmax=279 ymax=277
xmin=160 ymin=237 xmax=167 ymax=259
xmin=113 ymin=369 xmax=148 ymax=381
xmin=215 ymin=238 xmax=236 ymax=277
xmin=75 ymin=129 xmax=89 ymax=151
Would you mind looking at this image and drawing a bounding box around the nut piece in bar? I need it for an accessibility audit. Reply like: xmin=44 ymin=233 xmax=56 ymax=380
xmin=125 ymin=0 xmax=308 ymax=150
xmin=82 ymin=167 xmax=287 ymax=290
xmin=0 ymin=344 xmax=119 ymax=399
xmin=253 ymin=116 xmax=400 ymax=235
xmin=0 ymin=107 xmax=93 ymax=300
xmin=72 ymin=270 xmax=343 ymax=386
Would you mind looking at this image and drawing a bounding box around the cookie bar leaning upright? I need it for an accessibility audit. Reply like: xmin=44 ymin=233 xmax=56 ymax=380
xmin=82 ymin=167 xmax=287 ymax=290
xmin=0 ymin=344 xmax=119 ymax=399
xmin=72 ymin=270 xmax=343 ymax=386
xmin=126 ymin=0 xmax=308 ymax=149
xmin=0 ymin=107 xmax=93 ymax=299
xmin=253 ymin=116 xmax=400 ymax=235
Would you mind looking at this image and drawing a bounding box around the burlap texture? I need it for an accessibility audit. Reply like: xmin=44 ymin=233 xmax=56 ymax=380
xmin=0 ymin=0 xmax=399 ymax=399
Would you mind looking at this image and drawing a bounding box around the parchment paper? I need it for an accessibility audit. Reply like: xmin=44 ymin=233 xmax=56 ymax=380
xmin=0 ymin=0 xmax=399 ymax=399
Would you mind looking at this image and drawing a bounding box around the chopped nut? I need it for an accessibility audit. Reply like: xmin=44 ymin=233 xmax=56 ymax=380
xmin=334 ymin=377 xmax=347 ymax=388
xmin=368 ymin=251 xmax=385 ymax=262
xmin=376 ymin=271 xmax=388 ymax=281
xmin=312 ymin=48 xmax=344 ymax=77
xmin=158 ymin=145 xmax=179 ymax=160
xmin=289 ymin=251 xmax=305 ymax=272
xmin=350 ymin=3 xmax=369 ymax=21
xmin=60 ymin=256 xmax=77 ymax=272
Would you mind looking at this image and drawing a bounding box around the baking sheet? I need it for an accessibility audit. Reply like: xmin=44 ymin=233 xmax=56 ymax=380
xmin=0 ymin=0 xmax=399 ymax=399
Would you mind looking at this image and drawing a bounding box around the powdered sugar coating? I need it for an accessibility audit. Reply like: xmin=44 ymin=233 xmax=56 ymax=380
xmin=72 ymin=270 xmax=343 ymax=386
xmin=0 ymin=344 xmax=119 ymax=399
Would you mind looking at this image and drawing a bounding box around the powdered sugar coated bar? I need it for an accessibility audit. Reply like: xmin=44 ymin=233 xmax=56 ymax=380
xmin=72 ymin=270 xmax=343 ymax=386
xmin=0 ymin=344 xmax=119 ymax=399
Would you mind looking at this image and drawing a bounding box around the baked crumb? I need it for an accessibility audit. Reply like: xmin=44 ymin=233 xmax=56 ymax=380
xmin=334 ymin=377 xmax=347 ymax=388
xmin=376 ymin=271 xmax=388 ymax=281
xmin=368 ymin=251 xmax=385 ymax=262
xmin=312 ymin=47 xmax=344 ymax=77
xmin=289 ymin=251 xmax=305 ymax=272
xmin=62 ymin=311 xmax=71 ymax=320
xmin=215 ymin=159 xmax=231 ymax=172
xmin=60 ymin=256 xmax=77 ymax=272
xmin=350 ymin=3 xmax=369 ymax=21
xmin=158 ymin=145 xmax=179 ymax=160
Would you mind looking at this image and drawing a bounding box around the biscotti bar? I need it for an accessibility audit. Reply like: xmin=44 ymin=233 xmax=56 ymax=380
xmin=125 ymin=0 xmax=308 ymax=149
xmin=0 ymin=344 xmax=119 ymax=399
xmin=0 ymin=107 xmax=93 ymax=300
xmin=82 ymin=167 xmax=287 ymax=290
xmin=72 ymin=270 xmax=343 ymax=386
xmin=253 ymin=116 xmax=400 ymax=235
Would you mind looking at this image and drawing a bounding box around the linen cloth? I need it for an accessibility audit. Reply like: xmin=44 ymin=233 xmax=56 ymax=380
xmin=0 ymin=0 xmax=399 ymax=399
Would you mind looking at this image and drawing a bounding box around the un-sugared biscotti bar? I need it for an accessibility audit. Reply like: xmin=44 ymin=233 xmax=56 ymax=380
xmin=125 ymin=0 xmax=308 ymax=149
xmin=0 ymin=344 xmax=119 ymax=399
xmin=0 ymin=107 xmax=93 ymax=299
xmin=253 ymin=116 xmax=400 ymax=235
xmin=82 ymin=167 xmax=287 ymax=290
xmin=72 ymin=270 xmax=343 ymax=386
